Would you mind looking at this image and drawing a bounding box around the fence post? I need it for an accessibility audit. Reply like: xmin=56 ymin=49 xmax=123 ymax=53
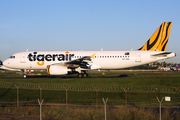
xmin=94 ymin=87 xmax=100 ymax=108
xmin=38 ymin=86 xmax=43 ymax=102
xmin=156 ymin=88 xmax=162 ymax=100
xmin=63 ymin=86 xmax=70 ymax=109
xmin=38 ymin=99 xmax=44 ymax=120
xmin=156 ymin=97 xmax=164 ymax=120
xmin=102 ymin=98 xmax=108 ymax=120
xmin=123 ymin=87 xmax=129 ymax=107
xmin=15 ymin=84 xmax=20 ymax=107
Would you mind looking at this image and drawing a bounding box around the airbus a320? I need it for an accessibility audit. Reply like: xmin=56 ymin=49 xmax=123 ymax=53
xmin=3 ymin=22 xmax=176 ymax=78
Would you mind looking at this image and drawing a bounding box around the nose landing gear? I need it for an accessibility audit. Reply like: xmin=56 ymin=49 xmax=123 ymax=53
xmin=23 ymin=75 xmax=26 ymax=78
xmin=22 ymin=69 xmax=27 ymax=78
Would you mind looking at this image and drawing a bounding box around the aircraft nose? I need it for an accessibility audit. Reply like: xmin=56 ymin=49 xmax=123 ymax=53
xmin=3 ymin=59 xmax=16 ymax=69
xmin=3 ymin=59 xmax=9 ymax=67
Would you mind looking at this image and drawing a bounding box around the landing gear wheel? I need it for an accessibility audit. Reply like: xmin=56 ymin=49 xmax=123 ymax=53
xmin=77 ymin=73 xmax=82 ymax=78
xmin=83 ymin=73 xmax=88 ymax=78
xmin=23 ymin=75 xmax=26 ymax=78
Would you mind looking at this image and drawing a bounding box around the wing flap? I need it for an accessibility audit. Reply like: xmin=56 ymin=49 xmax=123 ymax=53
xmin=52 ymin=56 xmax=93 ymax=68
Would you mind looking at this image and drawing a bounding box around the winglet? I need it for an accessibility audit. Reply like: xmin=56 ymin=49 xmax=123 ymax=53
xmin=138 ymin=22 xmax=172 ymax=51
xmin=90 ymin=54 xmax=96 ymax=59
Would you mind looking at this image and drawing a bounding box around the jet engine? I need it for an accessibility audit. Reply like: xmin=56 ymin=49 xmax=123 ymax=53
xmin=47 ymin=65 xmax=68 ymax=75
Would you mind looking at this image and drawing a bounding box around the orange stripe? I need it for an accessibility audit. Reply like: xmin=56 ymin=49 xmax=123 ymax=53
xmin=47 ymin=65 xmax=50 ymax=75
xmin=37 ymin=62 xmax=44 ymax=66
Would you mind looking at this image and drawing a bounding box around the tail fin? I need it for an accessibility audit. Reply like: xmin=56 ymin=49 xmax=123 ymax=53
xmin=138 ymin=22 xmax=172 ymax=51
xmin=175 ymin=63 xmax=180 ymax=68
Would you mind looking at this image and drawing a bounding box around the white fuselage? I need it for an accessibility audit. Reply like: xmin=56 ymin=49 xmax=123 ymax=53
xmin=3 ymin=50 xmax=176 ymax=70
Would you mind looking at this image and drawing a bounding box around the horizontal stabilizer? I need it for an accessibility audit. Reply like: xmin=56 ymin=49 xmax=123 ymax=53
xmin=151 ymin=52 xmax=172 ymax=57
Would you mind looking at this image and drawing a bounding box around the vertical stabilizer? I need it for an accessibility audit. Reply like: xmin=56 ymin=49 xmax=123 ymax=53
xmin=138 ymin=22 xmax=172 ymax=51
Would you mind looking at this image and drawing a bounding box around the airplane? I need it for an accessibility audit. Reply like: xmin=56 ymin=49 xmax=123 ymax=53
xmin=175 ymin=63 xmax=180 ymax=70
xmin=3 ymin=22 xmax=176 ymax=78
xmin=158 ymin=63 xmax=180 ymax=71
xmin=158 ymin=66 xmax=174 ymax=71
xmin=170 ymin=63 xmax=180 ymax=71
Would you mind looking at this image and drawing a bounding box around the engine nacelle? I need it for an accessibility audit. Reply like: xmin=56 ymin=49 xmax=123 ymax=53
xmin=47 ymin=65 xmax=68 ymax=75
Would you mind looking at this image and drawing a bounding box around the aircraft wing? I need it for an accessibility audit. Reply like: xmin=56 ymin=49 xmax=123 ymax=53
xmin=52 ymin=55 xmax=94 ymax=69
xmin=65 ymin=56 xmax=92 ymax=69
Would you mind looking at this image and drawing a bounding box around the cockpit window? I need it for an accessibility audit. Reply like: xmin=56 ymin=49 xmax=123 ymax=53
xmin=9 ymin=56 xmax=15 ymax=59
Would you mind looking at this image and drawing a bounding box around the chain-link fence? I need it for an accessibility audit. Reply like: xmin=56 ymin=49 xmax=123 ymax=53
xmin=0 ymin=81 xmax=179 ymax=93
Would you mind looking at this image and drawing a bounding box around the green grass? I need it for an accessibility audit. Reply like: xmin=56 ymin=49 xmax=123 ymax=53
xmin=0 ymin=71 xmax=180 ymax=107
xmin=1 ymin=71 xmax=180 ymax=86
xmin=1 ymin=106 xmax=180 ymax=120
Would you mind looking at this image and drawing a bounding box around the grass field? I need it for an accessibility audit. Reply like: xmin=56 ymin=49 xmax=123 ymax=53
xmin=0 ymin=70 xmax=180 ymax=119
xmin=1 ymin=106 xmax=180 ymax=120
xmin=0 ymin=70 xmax=180 ymax=107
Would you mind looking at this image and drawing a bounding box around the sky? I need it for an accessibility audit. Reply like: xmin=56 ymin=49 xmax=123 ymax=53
xmin=0 ymin=0 xmax=180 ymax=63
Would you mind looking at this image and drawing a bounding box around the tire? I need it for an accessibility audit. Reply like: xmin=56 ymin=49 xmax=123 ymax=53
xmin=77 ymin=73 xmax=82 ymax=78
xmin=23 ymin=75 xmax=26 ymax=78
xmin=83 ymin=73 xmax=88 ymax=78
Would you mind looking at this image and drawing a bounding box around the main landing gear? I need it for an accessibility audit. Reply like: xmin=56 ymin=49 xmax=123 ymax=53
xmin=77 ymin=71 xmax=88 ymax=78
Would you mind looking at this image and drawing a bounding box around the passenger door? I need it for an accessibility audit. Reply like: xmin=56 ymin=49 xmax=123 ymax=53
xmin=135 ymin=52 xmax=141 ymax=62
